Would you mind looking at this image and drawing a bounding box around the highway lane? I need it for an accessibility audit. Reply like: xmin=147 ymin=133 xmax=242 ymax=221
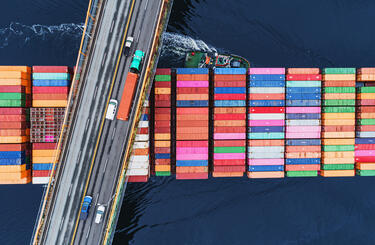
xmin=73 ymin=0 xmax=164 ymax=244
xmin=40 ymin=0 xmax=135 ymax=244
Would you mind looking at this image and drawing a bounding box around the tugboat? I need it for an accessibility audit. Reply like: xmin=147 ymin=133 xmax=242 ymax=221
xmin=184 ymin=51 xmax=250 ymax=69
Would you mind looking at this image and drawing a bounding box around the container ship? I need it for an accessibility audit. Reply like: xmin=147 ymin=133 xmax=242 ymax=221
xmin=0 ymin=65 xmax=375 ymax=184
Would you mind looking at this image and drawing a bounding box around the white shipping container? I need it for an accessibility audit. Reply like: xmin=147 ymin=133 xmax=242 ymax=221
xmin=126 ymin=168 xmax=149 ymax=176
xmin=248 ymin=146 xmax=285 ymax=153
xmin=135 ymin=134 xmax=149 ymax=142
xmin=249 ymin=87 xmax=285 ymax=94
xmin=138 ymin=121 xmax=149 ymax=128
xmin=128 ymin=160 xmax=149 ymax=169
xmin=286 ymin=119 xmax=321 ymax=126
xmin=249 ymin=113 xmax=285 ymax=120
xmin=130 ymin=155 xmax=149 ymax=162
xmin=248 ymin=152 xmax=284 ymax=159
xmin=143 ymin=100 xmax=149 ymax=107
xmin=32 ymin=177 xmax=50 ymax=184
xmin=357 ymin=132 xmax=375 ymax=138
xmin=133 ymin=142 xmax=149 ymax=149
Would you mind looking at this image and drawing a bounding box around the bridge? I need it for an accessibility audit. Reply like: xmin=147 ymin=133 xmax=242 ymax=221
xmin=31 ymin=0 xmax=173 ymax=244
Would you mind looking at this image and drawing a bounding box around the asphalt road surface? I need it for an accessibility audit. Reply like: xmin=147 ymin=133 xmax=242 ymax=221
xmin=39 ymin=0 xmax=164 ymax=244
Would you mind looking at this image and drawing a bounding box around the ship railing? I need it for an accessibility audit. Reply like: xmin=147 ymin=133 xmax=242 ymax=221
xmin=30 ymin=0 xmax=104 ymax=244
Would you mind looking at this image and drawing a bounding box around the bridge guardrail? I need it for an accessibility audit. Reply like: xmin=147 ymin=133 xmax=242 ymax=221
xmin=31 ymin=0 xmax=103 ymax=244
xmin=102 ymin=0 xmax=174 ymax=244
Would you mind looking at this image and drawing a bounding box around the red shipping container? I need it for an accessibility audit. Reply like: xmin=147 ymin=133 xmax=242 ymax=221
xmin=155 ymin=68 xmax=171 ymax=75
xmin=287 ymin=74 xmax=321 ymax=80
xmin=214 ymin=165 xmax=245 ymax=172
xmin=137 ymin=127 xmax=149 ymax=134
xmin=154 ymin=147 xmax=170 ymax=154
xmin=154 ymin=81 xmax=171 ymax=88
xmin=214 ymin=113 xmax=246 ymax=120
xmin=176 ymin=74 xmax=208 ymax=81
xmin=128 ymin=175 xmax=149 ymax=182
xmin=155 ymin=108 xmax=170 ymax=114
xmin=285 ymin=164 xmax=320 ymax=171
xmin=178 ymin=120 xmax=207 ymax=127
xmin=177 ymin=108 xmax=208 ymax=114
xmin=33 ymin=94 xmax=68 ymax=100
xmin=214 ymin=159 xmax=245 ymax=165
xmin=322 ymin=125 xmax=355 ymax=132
xmin=355 ymin=157 xmax=374 ymax=163
xmin=249 ymin=107 xmax=285 ymax=113
xmin=154 ymin=127 xmax=170 ymax=133
xmin=214 ymin=94 xmax=246 ymax=100
xmin=323 ymin=81 xmax=356 ymax=87
xmin=0 ymin=143 xmax=27 ymax=151
xmin=155 ymin=101 xmax=171 ymax=107
xmin=176 ymin=172 xmax=208 ymax=180
xmin=214 ymin=127 xmax=246 ymax=133
xmin=155 ymin=94 xmax=171 ymax=101
xmin=357 ymin=106 xmax=375 ymax=113
xmin=176 ymin=141 xmax=208 ymax=147
xmin=177 ymin=87 xmax=209 ymax=94
xmin=0 ymin=122 xmax=26 ymax=129
xmin=355 ymin=144 xmax=375 ymax=150
xmin=286 ymin=145 xmax=321 ymax=153
xmin=154 ymin=121 xmax=171 ymax=127
xmin=0 ymin=108 xmax=26 ymax=115
xmin=215 ymin=81 xmax=246 ymax=87
xmin=32 ymin=170 xmax=52 ymax=177
xmin=0 ymin=85 xmax=25 ymax=93
xmin=214 ymin=74 xmax=246 ymax=81
xmin=155 ymin=159 xmax=170 ymax=165
xmin=32 ymin=143 xmax=58 ymax=150
xmin=214 ymin=140 xmax=246 ymax=147
xmin=356 ymin=125 xmax=375 ymax=131
xmin=32 ymin=66 xmax=71 ymax=73
xmin=155 ymin=114 xmax=170 ymax=121
xmin=32 ymin=87 xmax=68 ymax=94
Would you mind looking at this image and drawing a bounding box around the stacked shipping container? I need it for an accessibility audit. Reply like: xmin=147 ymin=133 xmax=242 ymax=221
xmin=321 ymin=68 xmax=356 ymax=177
xmin=285 ymin=68 xmax=321 ymax=177
xmin=127 ymin=100 xmax=150 ymax=182
xmin=153 ymin=69 xmax=172 ymax=176
xmin=212 ymin=68 xmax=246 ymax=177
xmin=355 ymin=68 xmax=375 ymax=176
xmin=0 ymin=66 xmax=31 ymax=107
xmin=248 ymin=68 xmax=285 ymax=178
xmin=175 ymin=68 xmax=209 ymax=179
xmin=32 ymin=143 xmax=57 ymax=184
xmin=32 ymin=66 xmax=71 ymax=107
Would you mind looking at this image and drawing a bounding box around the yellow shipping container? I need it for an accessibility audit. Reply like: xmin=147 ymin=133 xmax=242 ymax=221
xmin=155 ymin=88 xmax=171 ymax=94
xmin=247 ymin=171 xmax=284 ymax=179
xmin=358 ymin=113 xmax=375 ymax=119
xmin=321 ymin=170 xmax=355 ymax=177
xmin=356 ymin=163 xmax=375 ymax=170
xmin=0 ymin=164 xmax=28 ymax=172
xmin=214 ymin=120 xmax=246 ymax=127
xmin=323 ymin=93 xmax=355 ymax=100
xmin=322 ymin=113 xmax=355 ymax=119
xmin=33 ymin=100 xmax=67 ymax=107
xmin=323 ymin=74 xmax=356 ymax=81
xmin=0 ymin=136 xmax=29 ymax=144
xmin=177 ymin=94 xmax=209 ymax=101
xmin=358 ymin=93 xmax=375 ymax=100
xmin=33 ymin=156 xmax=55 ymax=163
xmin=322 ymin=158 xmax=354 ymax=164
xmin=357 ymin=74 xmax=375 ymax=81
xmin=0 ymin=66 xmax=31 ymax=73
xmin=321 ymin=119 xmax=355 ymax=126
xmin=32 ymin=149 xmax=58 ymax=157
xmin=155 ymin=165 xmax=171 ymax=172
xmin=154 ymin=133 xmax=171 ymax=140
xmin=0 ymin=71 xmax=29 ymax=79
xmin=154 ymin=141 xmax=170 ymax=148
xmin=322 ymin=138 xmax=355 ymax=145
xmin=323 ymin=151 xmax=355 ymax=158
xmin=0 ymin=78 xmax=30 ymax=86
xmin=321 ymin=132 xmax=355 ymax=138
xmin=213 ymin=172 xmax=244 ymax=177
xmin=0 ymin=169 xmax=30 ymax=180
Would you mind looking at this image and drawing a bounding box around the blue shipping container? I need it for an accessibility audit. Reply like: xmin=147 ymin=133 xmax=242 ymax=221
xmin=355 ymin=138 xmax=375 ymax=144
xmin=215 ymin=68 xmax=246 ymax=75
xmin=250 ymin=74 xmax=285 ymax=81
xmin=33 ymin=80 xmax=70 ymax=87
xmin=248 ymin=126 xmax=285 ymax=133
xmin=177 ymin=100 xmax=209 ymax=107
xmin=33 ymin=163 xmax=54 ymax=170
xmin=0 ymin=151 xmax=25 ymax=159
xmin=286 ymin=93 xmax=321 ymax=100
xmin=286 ymin=158 xmax=321 ymax=165
xmin=249 ymin=81 xmax=285 ymax=87
xmin=176 ymin=160 xmax=208 ymax=166
xmin=214 ymin=87 xmax=246 ymax=94
xmin=287 ymin=87 xmax=321 ymax=93
xmin=176 ymin=68 xmax=208 ymax=74
xmin=286 ymin=139 xmax=321 ymax=146
xmin=155 ymin=153 xmax=171 ymax=159
xmin=286 ymin=113 xmax=321 ymax=120
xmin=249 ymin=100 xmax=285 ymax=107
xmin=286 ymin=100 xmax=321 ymax=106
xmin=249 ymin=165 xmax=284 ymax=172
xmin=215 ymin=100 xmax=246 ymax=107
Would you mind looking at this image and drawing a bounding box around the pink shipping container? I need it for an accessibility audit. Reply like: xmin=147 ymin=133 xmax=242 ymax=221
xmin=213 ymin=133 xmax=246 ymax=140
xmin=176 ymin=154 xmax=208 ymax=160
xmin=176 ymin=147 xmax=209 ymax=154
xmin=285 ymin=132 xmax=321 ymax=138
xmin=213 ymin=153 xmax=246 ymax=160
xmin=32 ymin=66 xmax=71 ymax=73
xmin=249 ymin=68 xmax=286 ymax=74
xmin=176 ymin=141 xmax=208 ymax=147
xmin=285 ymin=126 xmax=321 ymax=132
xmin=355 ymin=150 xmax=375 ymax=156
xmin=286 ymin=107 xmax=321 ymax=113
xmin=248 ymin=159 xmax=285 ymax=165
xmin=248 ymin=120 xmax=285 ymax=126
xmin=176 ymin=81 xmax=209 ymax=87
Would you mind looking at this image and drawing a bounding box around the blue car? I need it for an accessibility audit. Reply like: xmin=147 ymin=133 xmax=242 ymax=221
xmin=80 ymin=196 xmax=93 ymax=220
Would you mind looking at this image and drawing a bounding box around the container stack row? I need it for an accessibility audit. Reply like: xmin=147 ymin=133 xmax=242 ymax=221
xmin=321 ymin=68 xmax=356 ymax=177
xmin=175 ymin=68 xmax=209 ymax=179
xmin=247 ymin=68 xmax=285 ymax=178
xmin=32 ymin=143 xmax=57 ymax=184
xmin=0 ymin=66 xmax=31 ymax=107
xmin=212 ymin=68 xmax=246 ymax=177
xmin=127 ymin=100 xmax=150 ymax=182
xmin=285 ymin=68 xmax=321 ymax=177
xmin=355 ymin=68 xmax=375 ymax=176
xmin=32 ymin=66 xmax=71 ymax=107
xmin=153 ymin=69 xmax=172 ymax=176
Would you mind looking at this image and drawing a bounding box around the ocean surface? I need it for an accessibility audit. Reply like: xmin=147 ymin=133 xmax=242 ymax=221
xmin=1 ymin=0 xmax=375 ymax=244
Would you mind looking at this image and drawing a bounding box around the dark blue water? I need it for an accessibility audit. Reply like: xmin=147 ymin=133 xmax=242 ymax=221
xmin=1 ymin=0 xmax=375 ymax=244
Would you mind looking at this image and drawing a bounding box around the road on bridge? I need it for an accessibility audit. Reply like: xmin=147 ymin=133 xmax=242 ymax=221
xmin=40 ymin=0 xmax=164 ymax=244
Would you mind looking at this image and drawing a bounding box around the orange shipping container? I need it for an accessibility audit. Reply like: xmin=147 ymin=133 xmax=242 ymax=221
xmin=0 ymin=169 xmax=30 ymax=180
xmin=177 ymin=115 xmax=209 ymax=121
xmin=176 ymin=74 xmax=209 ymax=81
xmin=214 ymin=120 xmax=246 ymax=127
xmin=247 ymin=171 xmax=284 ymax=178
xmin=133 ymin=148 xmax=149 ymax=155
xmin=155 ymin=88 xmax=171 ymax=94
xmin=177 ymin=120 xmax=208 ymax=127
xmin=356 ymin=163 xmax=375 ymax=170
xmin=248 ymin=139 xmax=285 ymax=146
xmin=322 ymin=138 xmax=355 ymax=145
xmin=0 ymin=115 xmax=26 ymax=121
xmin=320 ymin=170 xmax=355 ymax=177
xmin=32 ymin=156 xmax=55 ymax=163
xmin=155 ymin=165 xmax=171 ymax=172
xmin=323 ymin=80 xmax=356 ymax=87
xmin=155 ymin=114 xmax=170 ymax=121
xmin=0 ymin=71 xmax=29 ymax=79
xmin=0 ymin=66 xmax=31 ymax=73
xmin=212 ymin=172 xmax=244 ymax=177
xmin=287 ymin=68 xmax=320 ymax=74
xmin=322 ymin=158 xmax=354 ymax=164
xmin=357 ymin=94 xmax=375 ymax=100
xmin=285 ymin=152 xmax=321 ymax=158
xmin=323 ymin=74 xmax=356 ymax=80
xmin=32 ymin=149 xmax=58 ymax=157
xmin=323 ymin=151 xmax=354 ymax=158
xmin=177 ymin=94 xmax=209 ymax=101
xmin=154 ymin=134 xmax=170 ymax=140
xmin=286 ymin=145 xmax=321 ymax=153
xmin=176 ymin=127 xmax=209 ymax=134
xmin=0 ymin=79 xmax=30 ymax=86
xmin=358 ymin=68 xmax=375 ymax=74
xmin=322 ymin=113 xmax=355 ymax=119
xmin=154 ymin=141 xmax=170 ymax=148
xmin=117 ymin=72 xmax=138 ymax=120
xmin=0 ymin=129 xmax=28 ymax=136
xmin=357 ymin=113 xmax=375 ymax=119
xmin=176 ymin=133 xmax=208 ymax=140
xmin=357 ymin=74 xmax=375 ymax=81
xmin=176 ymin=166 xmax=208 ymax=173
xmin=33 ymin=94 xmax=68 ymax=100
xmin=177 ymin=107 xmax=208 ymax=114
xmin=214 ymin=74 xmax=246 ymax=81
xmin=33 ymin=100 xmax=67 ymax=107
xmin=322 ymin=125 xmax=355 ymax=132
xmin=0 ymin=164 xmax=28 ymax=172
xmin=322 ymin=119 xmax=355 ymax=126
xmin=155 ymin=159 xmax=170 ymax=165
xmin=0 ymin=136 xmax=28 ymax=143
xmin=214 ymin=107 xmax=246 ymax=114
xmin=0 ymin=143 xmax=26 ymax=151
xmin=323 ymin=93 xmax=355 ymax=100
xmin=321 ymin=132 xmax=355 ymax=139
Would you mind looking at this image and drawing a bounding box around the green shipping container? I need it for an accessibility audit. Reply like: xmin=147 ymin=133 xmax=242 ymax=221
xmin=214 ymin=146 xmax=246 ymax=153
xmin=155 ymin=171 xmax=171 ymax=176
xmin=359 ymin=87 xmax=375 ymax=93
xmin=286 ymin=81 xmax=321 ymax=87
xmin=323 ymin=87 xmax=355 ymax=93
xmin=286 ymin=171 xmax=318 ymax=177
xmin=0 ymin=100 xmax=26 ymax=107
xmin=155 ymin=75 xmax=171 ymax=82
xmin=323 ymin=145 xmax=355 ymax=152
xmin=357 ymin=119 xmax=375 ymax=125
xmin=356 ymin=170 xmax=375 ymax=176
xmin=323 ymin=100 xmax=355 ymax=106
xmin=322 ymin=164 xmax=354 ymax=170
xmin=0 ymin=93 xmax=26 ymax=100
xmin=323 ymin=68 xmax=356 ymax=74
xmin=322 ymin=107 xmax=355 ymax=113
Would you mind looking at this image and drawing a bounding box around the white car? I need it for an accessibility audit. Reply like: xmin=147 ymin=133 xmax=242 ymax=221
xmin=95 ymin=205 xmax=105 ymax=224
xmin=106 ymin=99 xmax=118 ymax=120
xmin=124 ymin=36 xmax=134 ymax=55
